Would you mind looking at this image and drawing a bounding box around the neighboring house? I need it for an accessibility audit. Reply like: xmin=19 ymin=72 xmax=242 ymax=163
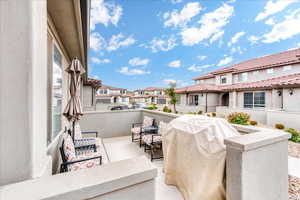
xmin=176 ymin=48 xmax=300 ymax=129
xmin=96 ymin=84 xmax=130 ymax=104
xmin=83 ymin=78 xmax=102 ymax=111
xmin=132 ymin=87 xmax=168 ymax=105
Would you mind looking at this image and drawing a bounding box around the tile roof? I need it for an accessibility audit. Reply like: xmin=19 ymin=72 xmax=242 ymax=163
xmin=177 ymin=73 xmax=300 ymax=93
xmin=100 ymin=84 xmax=125 ymax=90
xmin=176 ymin=83 xmax=222 ymax=93
xmin=143 ymin=87 xmax=166 ymax=91
xmin=85 ymin=78 xmax=102 ymax=88
xmin=193 ymin=48 xmax=300 ymax=80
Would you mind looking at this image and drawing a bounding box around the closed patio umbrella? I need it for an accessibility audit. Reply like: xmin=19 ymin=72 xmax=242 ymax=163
xmin=63 ymin=58 xmax=86 ymax=139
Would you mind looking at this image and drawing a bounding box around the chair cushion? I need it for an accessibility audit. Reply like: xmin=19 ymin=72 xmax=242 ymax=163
xmin=142 ymin=116 xmax=154 ymax=127
xmin=131 ymin=127 xmax=142 ymax=135
xmin=67 ymin=158 xmax=100 ymax=171
xmin=74 ymin=122 xmax=82 ymax=140
xmin=142 ymin=134 xmax=162 ymax=145
xmin=63 ymin=134 xmax=76 ymax=161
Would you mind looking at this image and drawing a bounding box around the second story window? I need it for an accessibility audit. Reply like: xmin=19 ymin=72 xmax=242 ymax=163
xmin=238 ymin=72 xmax=248 ymax=82
xmin=220 ymin=75 xmax=227 ymax=84
xmin=267 ymin=68 xmax=274 ymax=73
xmin=99 ymin=89 xmax=108 ymax=94
xmin=283 ymin=65 xmax=292 ymax=71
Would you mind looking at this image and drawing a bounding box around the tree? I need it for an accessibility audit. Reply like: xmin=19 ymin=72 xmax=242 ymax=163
xmin=165 ymin=83 xmax=177 ymax=113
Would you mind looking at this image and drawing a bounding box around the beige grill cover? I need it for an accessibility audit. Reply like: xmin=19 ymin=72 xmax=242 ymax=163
xmin=163 ymin=115 xmax=240 ymax=200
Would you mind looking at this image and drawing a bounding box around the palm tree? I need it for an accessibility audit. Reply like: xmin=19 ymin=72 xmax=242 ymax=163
xmin=165 ymin=83 xmax=177 ymax=113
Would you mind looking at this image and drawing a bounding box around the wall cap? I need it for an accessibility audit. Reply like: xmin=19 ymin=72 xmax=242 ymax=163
xmin=0 ymin=156 xmax=157 ymax=200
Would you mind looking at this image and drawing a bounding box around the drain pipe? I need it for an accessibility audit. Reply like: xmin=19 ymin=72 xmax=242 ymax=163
xmin=205 ymin=93 xmax=208 ymax=113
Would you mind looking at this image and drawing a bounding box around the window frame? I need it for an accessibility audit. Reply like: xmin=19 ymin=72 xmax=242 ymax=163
xmin=283 ymin=65 xmax=292 ymax=71
xmin=266 ymin=68 xmax=274 ymax=74
xmin=243 ymin=91 xmax=265 ymax=109
xmin=220 ymin=75 xmax=227 ymax=84
xmin=238 ymin=72 xmax=248 ymax=82
xmin=47 ymin=41 xmax=63 ymax=145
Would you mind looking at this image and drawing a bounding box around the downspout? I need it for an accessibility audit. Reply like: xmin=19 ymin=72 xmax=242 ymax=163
xmin=205 ymin=93 xmax=208 ymax=113
xmin=281 ymin=88 xmax=283 ymax=110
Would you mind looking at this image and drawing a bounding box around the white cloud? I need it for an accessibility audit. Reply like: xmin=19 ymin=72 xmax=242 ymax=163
xmin=118 ymin=67 xmax=150 ymax=75
xmin=298 ymin=43 xmax=300 ymax=47
xmin=263 ymin=11 xmax=300 ymax=43
xmin=93 ymin=75 xmax=100 ymax=79
xmin=230 ymin=46 xmax=243 ymax=54
xmin=129 ymin=57 xmax=150 ymax=66
xmin=170 ymin=0 xmax=183 ymax=4
xmin=209 ymin=30 xmax=224 ymax=44
xmin=255 ymin=0 xmax=299 ymax=22
xmin=168 ymin=60 xmax=181 ymax=68
xmin=90 ymin=32 xmax=106 ymax=51
xmin=265 ymin=18 xmax=276 ymax=25
xmin=248 ymin=35 xmax=260 ymax=45
xmin=144 ymin=35 xmax=177 ymax=53
xmin=181 ymin=3 xmax=234 ymax=46
xmin=90 ymin=0 xmax=122 ymax=30
xmin=197 ymin=55 xmax=207 ymax=61
xmin=107 ymin=34 xmax=136 ymax=51
xmin=163 ymin=79 xmax=188 ymax=87
xmin=228 ymin=31 xmax=245 ymax=46
xmin=164 ymin=2 xmax=202 ymax=27
xmin=91 ymin=57 xmax=111 ymax=64
xmin=187 ymin=64 xmax=212 ymax=72
xmin=217 ymin=56 xmax=233 ymax=66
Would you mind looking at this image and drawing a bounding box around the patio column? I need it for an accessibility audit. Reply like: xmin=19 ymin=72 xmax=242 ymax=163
xmin=232 ymin=90 xmax=237 ymax=108
xmin=0 ymin=0 xmax=50 ymax=185
xmin=225 ymin=131 xmax=290 ymax=200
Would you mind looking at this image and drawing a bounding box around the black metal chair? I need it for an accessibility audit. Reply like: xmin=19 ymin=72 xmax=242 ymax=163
xmin=142 ymin=134 xmax=163 ymax=161
xmin=131 ymin=116 xmax=155 ymax=144
xmin=59 ymin=139 xmax=102 ymax=173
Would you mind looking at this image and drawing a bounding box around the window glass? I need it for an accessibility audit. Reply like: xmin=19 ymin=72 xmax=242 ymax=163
xmin=194 ymin=95 xmax=199 ymax=106
xmin=253 ymin=70 xmax=259 ymax=75
xmin=244 ymin=92 xmax=253 ymax=108
xmin=283 ymin=65 xmax=292 ymax=71
xmin=221 ymin=75 xmax=227 ymax=84
xmin=238 ymin=72 xmax=248 ymax=82
xmin=254 ymin=92 xmax=265 ymax=107
xmin=244 ymin=92 xmax=265 ymax=108
xmin=267 ymin=68 xmax=274 ymax=73
xmin=51 ymin=45 xmax=62 ymax=141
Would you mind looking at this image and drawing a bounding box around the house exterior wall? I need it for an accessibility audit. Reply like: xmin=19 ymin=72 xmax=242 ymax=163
xmin=282 ymin=88 xmax=300 ymax=111
xmin=232 ymin=63 xmax=300 ymax=84
xmin=83 ymin=85 xmax=93 ymax=107
xmin=0 ymin=0 xmax=51 ymax=185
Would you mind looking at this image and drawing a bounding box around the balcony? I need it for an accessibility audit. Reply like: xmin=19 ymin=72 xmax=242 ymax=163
xmin=0 ymin=109 xmax=292 ymax=200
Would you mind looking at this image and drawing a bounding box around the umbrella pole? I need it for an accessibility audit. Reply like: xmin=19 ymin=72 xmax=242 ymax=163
xmin=72 ymin=120 xmax=75 ymax=141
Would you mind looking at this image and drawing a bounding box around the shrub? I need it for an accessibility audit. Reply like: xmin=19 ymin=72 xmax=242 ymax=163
xmin=197 ymin=110 xmax=203 ymax=115
xmin=227 ymin=112 xmax=250 ymax=125
xmin=187 ymin=112 xmax=196 ymax=114
xmin=211 ymin=112 xmax=216 ymax=117
xmin=249 ymin=120 xmax=258 ymax=126
xmin=206 ymin=114 xmax=211 ymax=117
xmin=147 ymin=105 xmax=157 ymax=110
xmin=275 ymin=124 xmax=285 ymax=129
xmin=163 ymin=106 xmax=171 ymax=113
xmin=285 ymin=128 xmax=300 ymax=143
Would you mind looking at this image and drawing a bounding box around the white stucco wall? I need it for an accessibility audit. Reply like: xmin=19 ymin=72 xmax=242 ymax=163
xmin=282 ymin=88 xmax=300 ymax=111
xmin=0 ymin=0 xmax=50 ymax=185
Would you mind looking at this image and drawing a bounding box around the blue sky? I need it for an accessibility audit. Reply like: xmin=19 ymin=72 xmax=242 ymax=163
xmin=89 ymin=0 xmax=300 ymax=90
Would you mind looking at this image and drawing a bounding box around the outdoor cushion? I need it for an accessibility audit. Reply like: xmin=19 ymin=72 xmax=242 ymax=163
xmin=142 ymin=116 xmax=154 ymax=127
xmin=63 ymin=134 xmax=76 ymax=161
xmin=67 ymin=158 xmax=100 ymax=171
xmin=142 ymin=134 xmax=162 ymax=145
xmin=131 ymin=127 xmax=142 ymax=135
xmin=74 ymin=122 xmax=82 ymax=140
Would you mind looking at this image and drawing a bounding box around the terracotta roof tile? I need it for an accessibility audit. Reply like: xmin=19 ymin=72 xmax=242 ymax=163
xmin=193 ymin=48 xmax=300 ymax=80
xmin=178 ymin=73 xmax=300 ymax=93
xmin=85 ymin=78 xmax=102 ymax=88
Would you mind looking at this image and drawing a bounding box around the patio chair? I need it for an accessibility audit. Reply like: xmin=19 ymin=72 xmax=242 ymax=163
xmin=142 ymin=121 xmax=167 ymax=161
xmin=131 ymin=116 xmax=155 ymax=143
xmin=59 ymin=133 xmax=102 ymax=173
xmin=66 ymin=123 xmax=99 ymax=152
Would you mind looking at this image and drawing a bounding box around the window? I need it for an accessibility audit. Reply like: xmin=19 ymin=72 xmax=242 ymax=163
xmin=244 ymin=92 xmax=265 ymax=108
xmin=267 ymin=68 xmax=274 ymax=73
xmin=238 ymin=72 xmax=248 ymax=82
xmin=283 ymin=65 xmax=292 ymax=71
xmin=99 ymin=89 xmax=108 ymax=94
xmin=51 ymin=45 xmax=63 ymax=142
xmin=189 ymin=95 xmax=199 ymax=106
xmin=220 ymin=75 xmax=227 ymax=84
xmin=253 ymin=70 xmax=259 ymax=75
